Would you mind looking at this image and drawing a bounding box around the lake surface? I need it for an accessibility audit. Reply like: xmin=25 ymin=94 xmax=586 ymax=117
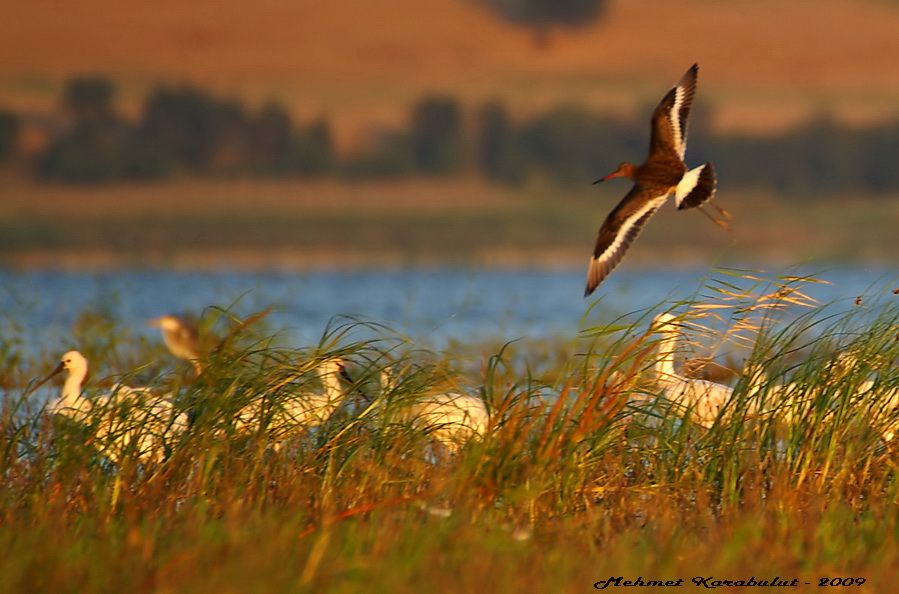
xmin=1 ymin=266 xmax=897 ymax=355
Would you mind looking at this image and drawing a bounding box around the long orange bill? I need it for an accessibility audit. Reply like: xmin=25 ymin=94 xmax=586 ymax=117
xmin=593 ymin=171 xmax=620 ymax=184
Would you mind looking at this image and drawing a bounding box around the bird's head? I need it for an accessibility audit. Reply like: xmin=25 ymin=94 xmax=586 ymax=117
xmin=58 ymin=350 xmax=88 ymax=375
xmin=33 ymin=350 xmax=88 ymax=393
xmin=594 ymin=162 xmax=637 ymax=184
xmin=148 ymin=315 xmax=185 ymax=332
xmin=650 ymin=313 xmax=682 ymax=336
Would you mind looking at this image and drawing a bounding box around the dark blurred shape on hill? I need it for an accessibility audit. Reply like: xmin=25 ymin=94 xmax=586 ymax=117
xmin=3 ymin=75 xmax=899 ymax=197
xmin=479 ymin=0 xmax=606 ymax=35
xmin=479 ymin=0 xmax=607 ymax=46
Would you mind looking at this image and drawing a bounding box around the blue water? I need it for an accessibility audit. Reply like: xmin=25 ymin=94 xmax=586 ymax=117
xmin=1 ymin=266 xmax=897 ymax=354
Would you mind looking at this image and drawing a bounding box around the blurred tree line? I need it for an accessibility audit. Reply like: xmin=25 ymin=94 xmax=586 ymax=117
xmin=31 ymin=77 xmax=334 ymax=182
xmin=1 ymin=75 xmax=898 ymax=196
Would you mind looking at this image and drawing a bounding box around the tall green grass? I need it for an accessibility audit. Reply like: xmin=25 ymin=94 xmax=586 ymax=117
xmin=1 ymin=273 xmax=897 ymax=593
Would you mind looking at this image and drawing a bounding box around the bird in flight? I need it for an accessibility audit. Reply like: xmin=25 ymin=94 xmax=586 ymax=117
xmin=584 ymin=63 xmax=730 ymax=297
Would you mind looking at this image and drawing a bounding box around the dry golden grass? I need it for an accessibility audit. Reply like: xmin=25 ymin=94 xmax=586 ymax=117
xmin=1 ymin=278 xmax=898 ymax=593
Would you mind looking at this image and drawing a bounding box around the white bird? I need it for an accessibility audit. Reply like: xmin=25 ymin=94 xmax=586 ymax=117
xmin=828 ymin=353 xmax=898 ymax=443
xmin=881 ymin=390 xmax=899 ymax=443
xmin=149 ymin=315 xmax=203 ymax=375
xmin=651 ymin=313 xmax=736 ymax=428
xmin=741 ymin=361 xmax=799 ymax=415
xmin=743 ymin=352 xmax=899 ymax=442
xmin=232 ymin=358 xmax=349 ymax=445
xmin=44 ymin=350 xmax=188 ymax=463
xmin=380 ymin=367 xmax=488 ymax=452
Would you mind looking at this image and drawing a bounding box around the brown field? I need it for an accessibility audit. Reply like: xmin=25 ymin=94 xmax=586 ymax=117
xmin=1 ymin=177 xmax=896 ymax=269
xmin=2 ymin=0 xmax=899 ymax=147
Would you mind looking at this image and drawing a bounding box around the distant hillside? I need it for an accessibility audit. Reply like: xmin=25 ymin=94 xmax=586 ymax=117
xmin=2 ymin=0 xmax=898 ymax=144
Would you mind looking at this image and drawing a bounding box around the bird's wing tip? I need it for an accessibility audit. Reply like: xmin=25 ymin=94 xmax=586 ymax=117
xmin=584 ymin=258 xmax=602 ymax=296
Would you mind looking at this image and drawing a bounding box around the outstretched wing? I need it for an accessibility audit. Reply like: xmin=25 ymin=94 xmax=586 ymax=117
xmin=585 ymin=187 xmax=669 ymax=296
xmin=648 ymin=63 xmax=698 ymax=161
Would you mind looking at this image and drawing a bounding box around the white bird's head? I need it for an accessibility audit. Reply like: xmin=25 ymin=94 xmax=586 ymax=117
xmin=651 ymin=312 xmax=678 ymax=332
xmin=57 ymin=350 xmax=89 ymax=377
xmin=34 ymin=349 xmax=88 ymax=394
xmin=149 ymin=315 xmax=186 ymax=332
xmin=318 ymin=356 xmax=341 ymax=370
xmin=42 ymin=350 xmax=90 ymax=416
xmin=318 ymin=357 xmax=349 ymax=380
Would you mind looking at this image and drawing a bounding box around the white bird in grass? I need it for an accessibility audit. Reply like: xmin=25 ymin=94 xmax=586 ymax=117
xmin=380 ymin=368 xmax=488 ymax=453
xmin=44 ymin=350 xmax=188 ymax=463
xmin=826 ymin=353 xmax=898 ymax=443
xmin=651 ymin=313 xmax=735 ymax=428
xmin=232 ymin=358 xmax=349 ymax=445
xmin=743 ymin=352 xmax=899 ymax=442
xmin=881 ymin=390 xmax=899 ymax=443
xmin=149 ymin=315 xmax=203 ymax=375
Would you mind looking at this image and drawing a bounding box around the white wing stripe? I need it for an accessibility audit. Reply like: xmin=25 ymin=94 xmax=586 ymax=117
xmin=675 ymin=164 xmax=705 ymax=208
xmin=670 ymin=86 xmax=686 ymax=157
xmin=592 ymin=195 xmax=668 ymax=267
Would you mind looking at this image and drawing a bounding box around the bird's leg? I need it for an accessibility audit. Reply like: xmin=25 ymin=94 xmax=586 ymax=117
xmin=711 ymin=202 xmax=732 ymax=221
xmin=698 ymin=205 xmax=731 ymax=231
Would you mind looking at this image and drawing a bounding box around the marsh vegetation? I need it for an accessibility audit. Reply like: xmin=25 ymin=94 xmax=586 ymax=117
xmin=1 ymin=273 xmax=897 ymax=592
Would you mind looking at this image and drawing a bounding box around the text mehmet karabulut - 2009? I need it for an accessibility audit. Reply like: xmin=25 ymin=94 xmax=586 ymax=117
xmin=593 ymin=576 xmax=803 ymax=589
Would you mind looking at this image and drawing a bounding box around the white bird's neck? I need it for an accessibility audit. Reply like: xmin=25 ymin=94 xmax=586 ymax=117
xmin=57 ymin=368 xmax=91 ymax=415
xmin=655 ymin=327 xmax=678 ymax=379
xmin=318 ymin=367 xmax=344 ymax=403
xmin=380 ymin=370 xmax=395 ymax=393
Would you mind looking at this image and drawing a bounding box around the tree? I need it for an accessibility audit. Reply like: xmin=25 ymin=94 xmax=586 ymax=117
xmin=248 ymin=102 xmax=294 ymax=175
xmin=475 ymin=101 xmax=526 ymax=182
xmin=0 ymin=111 xmax=20 ymax=163
xmin=519 ymin=106 xmax=641 ymax=184
xmin=138 ymin=86 xmax=249 ymax=172
xmin=37 ymin=76 xmax=165 ymax=182
xmin=409 ymin=95 xmax=463 ymax=174
xmin=63 ymin=76 xmax=116 ymax=125
xmin=286 ymin=118 xmax=335 ymax=176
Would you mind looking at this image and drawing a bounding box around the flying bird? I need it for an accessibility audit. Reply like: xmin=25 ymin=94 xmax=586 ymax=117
xmin=585 ymin=64 xmax=730 ymax=296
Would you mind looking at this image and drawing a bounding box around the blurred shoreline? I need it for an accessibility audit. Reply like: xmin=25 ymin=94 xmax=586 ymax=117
xmin=2 ymin=247 xmax=896 ymax=273
xmin=2 ymin=177 xmax=897 ymax=271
